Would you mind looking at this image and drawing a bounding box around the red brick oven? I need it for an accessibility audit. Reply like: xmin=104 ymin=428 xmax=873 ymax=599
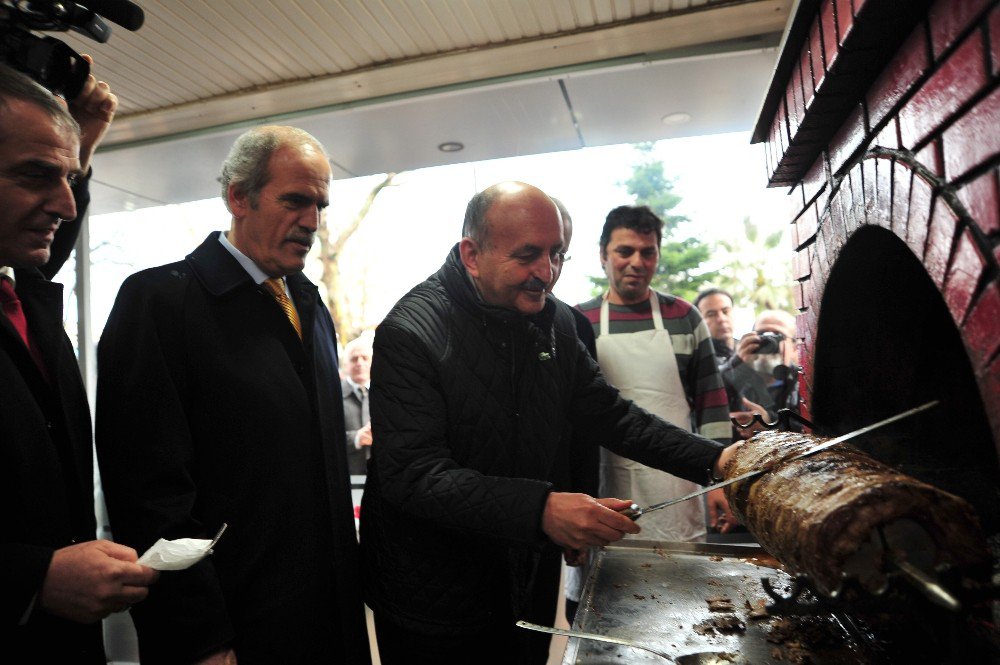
xmin=753 ymin=0 xmax=1000 ymax=538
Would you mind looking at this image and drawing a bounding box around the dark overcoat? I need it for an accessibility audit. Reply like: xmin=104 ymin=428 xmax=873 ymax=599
xmin=96 ymin=232 xmax=370 ymax=665
xmin=0 ymin=268 xmax=104 ymax=663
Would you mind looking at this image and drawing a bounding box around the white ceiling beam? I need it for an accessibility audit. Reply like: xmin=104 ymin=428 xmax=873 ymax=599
xmin=104 ymin=0 xmax=790 ymax=147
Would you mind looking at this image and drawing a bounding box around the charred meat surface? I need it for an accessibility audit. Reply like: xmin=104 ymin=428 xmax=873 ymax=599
xmin=723 ymin=431 xmax=989 ymax=594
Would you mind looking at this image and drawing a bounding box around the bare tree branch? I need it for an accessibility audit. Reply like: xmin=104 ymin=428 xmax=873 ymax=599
xmin=318 ymin=173 xmax=398 ymax=344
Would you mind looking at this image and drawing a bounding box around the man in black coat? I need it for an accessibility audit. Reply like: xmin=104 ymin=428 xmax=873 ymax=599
xmin=360 ymin=181 xmax=740 ymax=664
xmin=96 ymin=126 xmax=370 ymax=665
xmin=0 ymin=63 xmax=158 ymax=662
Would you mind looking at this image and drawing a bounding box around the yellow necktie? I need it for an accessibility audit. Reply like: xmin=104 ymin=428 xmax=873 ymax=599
xmin=263 ymin=277 xmax=302 ymax=339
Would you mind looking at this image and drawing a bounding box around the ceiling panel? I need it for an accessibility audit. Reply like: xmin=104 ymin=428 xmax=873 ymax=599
xmin=295 ymin=79 xmax=581 ymax=177
xmin=54 ymin=0 xmax=788 ymax=141
xmin=88 ymin=74 xmax=581 ymax=214
xmin=62 ymin=0 xmax=671 ymax=114
xmin=86 ymin=40 xmax=779 ymax=216
xmin=35 ymin=0 xmax=792 ymax=215
xmin=568 ymin=48 xmax=781 ymax=145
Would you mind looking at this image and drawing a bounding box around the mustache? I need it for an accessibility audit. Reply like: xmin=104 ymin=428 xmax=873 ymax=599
xmin=286 ymin=232 xmax=315 ymax=245
xmin=521 ymin=277 xmax=548 ymax=291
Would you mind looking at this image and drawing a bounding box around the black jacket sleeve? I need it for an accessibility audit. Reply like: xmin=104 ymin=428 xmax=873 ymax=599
xmin=0 ymin=544 xmax=52 ymax=625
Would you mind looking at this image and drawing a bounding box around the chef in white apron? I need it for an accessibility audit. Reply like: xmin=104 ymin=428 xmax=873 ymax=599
xmin=597 ymin=291 xmax=706 ymax=543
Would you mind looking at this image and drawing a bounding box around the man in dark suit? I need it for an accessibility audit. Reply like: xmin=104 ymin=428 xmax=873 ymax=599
xmin=96 ymin=126 xmax=371 ymax=665
xmin=342 ymin=334 xmax=373 ymax=475
xmin=0 ymin=63 xmax=158 ymax=662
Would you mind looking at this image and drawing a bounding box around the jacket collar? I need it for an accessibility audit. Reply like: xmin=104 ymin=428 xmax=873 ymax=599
xmin=437 ymin=243 xmax=557 ymax=333
xmin=186 ymin=231 xmax=256 ymax=297
xmin=187 ymin=231 xmax=317 ymax=299
xmin=185 ymin=231 xmax=320 ymax=346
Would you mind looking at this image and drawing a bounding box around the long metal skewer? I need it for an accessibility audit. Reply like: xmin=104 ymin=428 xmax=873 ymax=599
xmin=876 ymin=526 xmax=961 ymax=611
xmin=624 ymin=400 xmax=939 ymax=520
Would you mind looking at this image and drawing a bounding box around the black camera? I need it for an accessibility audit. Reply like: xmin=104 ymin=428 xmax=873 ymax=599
xmin=1 ymin=0 xmax=143 ymax=98
xmin=756 ymin=331 xmax=785 ymax=355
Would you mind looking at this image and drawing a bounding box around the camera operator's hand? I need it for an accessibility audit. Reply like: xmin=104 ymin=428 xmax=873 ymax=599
xmin=69 ymin=54 xmax=118 ymax=172
xmin=735 ymin=332 xmax=761 ymax=364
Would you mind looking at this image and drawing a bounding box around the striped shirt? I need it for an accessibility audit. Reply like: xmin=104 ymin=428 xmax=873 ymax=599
xmin=576 ymin=292 xmax=731 ymax=444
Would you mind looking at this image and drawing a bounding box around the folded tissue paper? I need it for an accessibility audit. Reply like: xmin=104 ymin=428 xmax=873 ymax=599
xmin=137 ymin=523 xmax=227 ymax=571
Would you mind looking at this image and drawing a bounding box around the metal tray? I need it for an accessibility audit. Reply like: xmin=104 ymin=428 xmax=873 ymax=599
xmin=565 ymin=540 xmax=870 ymax=664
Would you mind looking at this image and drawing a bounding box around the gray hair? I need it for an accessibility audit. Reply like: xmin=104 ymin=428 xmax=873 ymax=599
xmin=0 ymin=64 xmax=80 ymax=140
xmin=551 ymin=197 xmax=571 ymax=226
xmin=344 ymin=332 xmax=374 ymax=358
xmin=462 ymin=185 xmax=505 ymax=249
xmin=220 ymin=125 xmax=325 ymax=211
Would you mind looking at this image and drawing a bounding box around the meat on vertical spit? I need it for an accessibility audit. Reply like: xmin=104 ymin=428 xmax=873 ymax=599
xmin=723 ymin=431 xmax=989 ymax=595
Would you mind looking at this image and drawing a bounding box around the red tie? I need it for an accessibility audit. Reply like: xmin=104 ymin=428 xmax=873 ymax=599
xmin=0 ymin=276 xmax=47 ymax=376
xmin=0 ymin=276 xmax=30 ymax=346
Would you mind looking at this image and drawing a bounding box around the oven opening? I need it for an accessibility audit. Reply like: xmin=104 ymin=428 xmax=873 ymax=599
xmin=810 ymin=225 xmax=1000 ymax=540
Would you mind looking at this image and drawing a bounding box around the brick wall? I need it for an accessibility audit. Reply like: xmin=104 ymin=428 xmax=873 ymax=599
xmin=760 ymin=0 xmax=1000 ymax=447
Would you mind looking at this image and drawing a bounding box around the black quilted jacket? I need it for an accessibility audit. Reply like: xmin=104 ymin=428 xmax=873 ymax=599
xmin=360 ymin=245 xmax=723 ymax=635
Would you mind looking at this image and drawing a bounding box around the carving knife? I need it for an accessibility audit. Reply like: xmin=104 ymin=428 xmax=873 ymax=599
xmin=622 ymin=400 xmax=939 ymax=520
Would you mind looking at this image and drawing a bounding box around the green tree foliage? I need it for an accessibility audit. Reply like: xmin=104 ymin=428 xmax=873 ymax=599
xmin=590 ymin=143 xmax=718 ymax=301
xmin=623 ymin=148 xmax=687 ymax=233
xmin=712 ymin=216 xmax=794 ymax=313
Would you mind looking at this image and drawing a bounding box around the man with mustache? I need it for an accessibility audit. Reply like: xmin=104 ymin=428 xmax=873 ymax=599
xmin=96 ymin=126 xmax=370 ymax=665
xmin=1 ymin=61 xmax=159 ymax=663
xmin=360 ymin=181 xmax=740 ymax=664
xmin=576 ymin=206 xmax=736 ymax=544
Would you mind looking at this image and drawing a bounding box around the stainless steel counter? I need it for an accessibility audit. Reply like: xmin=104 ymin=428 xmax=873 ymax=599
xmin=565 ymin=540 xmax=868 ymax=664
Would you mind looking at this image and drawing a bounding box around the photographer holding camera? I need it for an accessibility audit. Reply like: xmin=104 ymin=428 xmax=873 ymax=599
xmin=1 ymin=58 xmax=159 ymax=663
xmin=721 ymin=309 xmax=802 ymax=431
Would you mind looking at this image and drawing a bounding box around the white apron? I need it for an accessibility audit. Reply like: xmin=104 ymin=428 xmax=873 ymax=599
xmin=597 ymin=291 xmax=706 ymax=543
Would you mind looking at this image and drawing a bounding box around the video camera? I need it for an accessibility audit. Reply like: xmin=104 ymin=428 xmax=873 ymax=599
xmin=0 ymin=0 xmax=143 ymax=99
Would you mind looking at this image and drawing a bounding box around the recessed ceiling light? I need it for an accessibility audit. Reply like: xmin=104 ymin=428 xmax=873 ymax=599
xmin=438 ymin=141 xmax=464 ymax=152
xmin=661 ymin=112 xmax=692 ymax=125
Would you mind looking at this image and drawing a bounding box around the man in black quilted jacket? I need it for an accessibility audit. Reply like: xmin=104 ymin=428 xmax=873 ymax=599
xmin=360 ymin=181 xmax=740 ymax=664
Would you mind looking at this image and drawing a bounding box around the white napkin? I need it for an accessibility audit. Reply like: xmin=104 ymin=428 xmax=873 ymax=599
xmin=138 ymin=537 xmax=214 ymax=571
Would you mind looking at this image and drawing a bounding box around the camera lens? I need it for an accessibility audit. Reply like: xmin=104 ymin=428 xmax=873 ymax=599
xmin=756 ymin=332 xmax=783 ymax=355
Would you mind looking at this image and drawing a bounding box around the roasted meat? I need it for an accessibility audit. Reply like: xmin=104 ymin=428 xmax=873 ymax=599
xmin=724 ymin=431 xmax=989 ymax=594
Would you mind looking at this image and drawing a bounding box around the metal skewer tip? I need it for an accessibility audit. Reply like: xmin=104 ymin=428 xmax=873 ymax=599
xmin=208 ymin=523 xmax=228 ymax=552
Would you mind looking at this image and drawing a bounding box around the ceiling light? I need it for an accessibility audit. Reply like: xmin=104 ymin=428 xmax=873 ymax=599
xmin=438 ymin=141 xmax=464 ymax=153
xmin=661 ymin=112 xmax=692 ymax=125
